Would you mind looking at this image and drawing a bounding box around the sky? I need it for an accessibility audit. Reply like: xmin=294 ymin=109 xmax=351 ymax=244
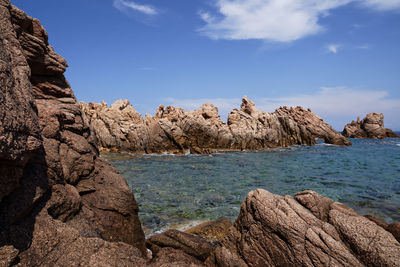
xmin=12 ymin=0 xmax=400 ymax=130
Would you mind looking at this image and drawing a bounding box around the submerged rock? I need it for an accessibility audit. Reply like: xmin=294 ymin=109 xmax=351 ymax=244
xmin=206 ymin=189 xmax=400 ymax=266
xmin=342 ymin=113 xmax=399 ymax=139
xmin=81 ymin=97 xmax=351 ymax=154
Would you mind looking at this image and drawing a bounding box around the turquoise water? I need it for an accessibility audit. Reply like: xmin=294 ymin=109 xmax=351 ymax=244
xmin=102 ymin=137 xmax=400 ymax=233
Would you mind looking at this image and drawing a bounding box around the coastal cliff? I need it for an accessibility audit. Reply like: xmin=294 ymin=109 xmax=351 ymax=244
xmin=342 ymin=113 xmax=400 ymax=139
xmin=81 ymin=97 xmax=351 ymax=154
xmin=1 ymin=2 xmax=399 ymax=266
xmin=0 ymin=1 xmax=147 ymax=265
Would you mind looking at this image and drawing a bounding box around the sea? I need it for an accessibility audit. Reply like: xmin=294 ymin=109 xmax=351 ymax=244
xmin=102 ymin=136 xmax=400 ymax=234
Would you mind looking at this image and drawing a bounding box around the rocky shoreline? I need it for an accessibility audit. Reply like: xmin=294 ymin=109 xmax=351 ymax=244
xmin=80 ymin=98 xmax=351 ymax=155
xmin=1 ymin=2 xmax=399 ymax=266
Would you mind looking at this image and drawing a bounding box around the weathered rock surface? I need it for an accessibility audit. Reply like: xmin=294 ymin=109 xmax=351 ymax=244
xmin=342 ymin=113 xmax=400 ymax=139
xmin=207 ymin=189 xmax=400 ymax=266
xmin=275 ymin=106 xmax=352 ymax=146
xmin=81 ymin=97 xmax=351 ymax=154
xmin=185 ymin=218 xmax=232 ymax=243
xmin=147 ymin=229 xmax=216 ymax=262
xmin=0 ymin=1 xmax=147 ymax=265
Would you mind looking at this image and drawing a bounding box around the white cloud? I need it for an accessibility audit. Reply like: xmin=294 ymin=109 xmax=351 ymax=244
xmin=361 ymin=0 xmax=400 ymax=11
xmin=198 ymin=0 xmax=352 ymax=42
xmin=164 ymin=87 xmax=400 ymax=130
xmin=327 ymin=44 xmax=341 ymax=53
xmin=256 ymin=87 xmax=400 ymax=129
xmin=113 ymin=0 xmax=158 ymax=15
xmin=199 ymin=0 xmax=400 ymax=42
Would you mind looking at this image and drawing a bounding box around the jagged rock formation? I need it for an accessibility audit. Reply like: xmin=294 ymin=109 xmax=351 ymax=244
xmin=275 ymin=106 xmax=352 ymax=146
xmin=342 ymin=112 xmax=400 ymax=139
xmin=3 ymin=2 xmax=399 ymax=267
xmin=81 ymin=97 xmax=351 ymax=154
xmin=0 ymin=1 xmax=147 ymax=265
xmin=206 ymin=189 xmax=400 ymax=266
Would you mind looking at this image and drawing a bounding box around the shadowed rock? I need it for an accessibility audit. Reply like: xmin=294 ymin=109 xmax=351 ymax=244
xmin=342 ymin=113 xmax=400 ymax=139
xmin=0 ymin=1 xmax=147 ymax=265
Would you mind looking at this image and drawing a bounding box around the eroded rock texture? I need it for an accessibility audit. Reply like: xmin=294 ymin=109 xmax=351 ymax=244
xmin=206 ymin=189 xmax=400 ymax=267
xmin=0 ymin=1 xmax=147 ymax=265
xmin=81 ymin=97 xmax=351 ymax=154
xmin=342 ymin=113 xmax=400 ymax=139
xmin=275 ymin=106 xmax=352 ymax=146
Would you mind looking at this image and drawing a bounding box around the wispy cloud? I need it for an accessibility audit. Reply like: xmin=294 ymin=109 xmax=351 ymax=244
xmin=327 ymin=44 xmax=341 ymax=54
xmin=360 ymin=0 xmax=400 ymax=11
xmin=164 ymin=87 xmax=400 ymax=130
xmin=199 ymin=0 xmax=400 ymax=43
xmin=113 ymin=0 xmax=158 ymax=15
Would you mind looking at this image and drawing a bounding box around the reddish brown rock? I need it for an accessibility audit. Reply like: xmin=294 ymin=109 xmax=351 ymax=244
xmin=185 ymin=218 xmax=232 ymax=243
xmin=387 ymin=222 xmax=400 ymax=243
xmin=148 ymin=247 xmax=203 ymax=267
xmin=147 ymin=229 xmax=216 ymax=262
xmin=207 ymin=189 xmax=400 ymax=266
xmin=82 ymin=96 xmax=354 ymax=154
xmin=0 ymin=1 xmax=147 ymax=265
xmin=275 ymin=106 xmax=352 ymax=146
xmin=227 ymin=97 xmax=316 ymax=149
xmin=342 ymin=113 xmax=399 ymax=139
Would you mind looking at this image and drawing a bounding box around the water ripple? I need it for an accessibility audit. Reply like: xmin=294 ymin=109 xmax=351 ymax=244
xmin=103 ymin=138 xmax=400 ymax=232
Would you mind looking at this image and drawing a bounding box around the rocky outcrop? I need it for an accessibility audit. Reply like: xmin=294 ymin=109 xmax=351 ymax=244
xmin=0 ymin=1 xmax=147 ymax=265
xmin=206 ymin=189 xmax=400 ymax=266
xmin=81 ymin=97 xmax=351 ymax=154
xmin=275 ymin=106 xmax=352 ymax=146
xmin=227 ymin=97 xmax=316 ymax=149
xmin=342 ymin=113 xmax=400 ymax=139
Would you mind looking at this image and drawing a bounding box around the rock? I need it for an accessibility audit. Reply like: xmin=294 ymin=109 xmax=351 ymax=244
xmin=387 ymin=222 xmax=400 ymax=243
xmin=147 ymin=229 xmax=216 ymax=262
xmin=0 ymin=1 xmax=147 ymax=265
xmin=82 ymin=96 xmax=351 ymax=154
xmin=364 ymin=214 xmax=389 ymax=229
xmin=47 ymin=184 xmax=81 ymax=222
xmin=208 ymin=189 xmax=400 ymax=266
xmin=148 ymin=247 xmax=203 ymax=267
xmin=342 ymin=112 xmax=400 ymax=139
xmin=227 ymin=97 xmax=316 ymax=149
xmin=0 ymin=246 xmax=19 ymax=266
xmin=185 ymin=218 xmax=232 ymax=242
xmin=275 ymin=106 xmax=352 ymax=146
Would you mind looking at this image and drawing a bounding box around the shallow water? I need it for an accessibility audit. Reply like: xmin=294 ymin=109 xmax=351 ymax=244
xmin=102 ymin=137 xmax=400 ymax=233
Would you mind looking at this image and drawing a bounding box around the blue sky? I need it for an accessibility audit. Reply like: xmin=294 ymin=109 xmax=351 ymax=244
xmin=12 ymin=0 xmax=400 ymax=130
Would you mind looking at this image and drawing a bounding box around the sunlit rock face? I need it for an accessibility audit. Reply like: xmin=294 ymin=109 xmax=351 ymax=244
xmin=205 ymin=189 xmax=400 ymax=267
xmin=343 ymin=112 xmax=400 ymax=139
xmin=81 ymin=96 xmax=352 ymax=154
